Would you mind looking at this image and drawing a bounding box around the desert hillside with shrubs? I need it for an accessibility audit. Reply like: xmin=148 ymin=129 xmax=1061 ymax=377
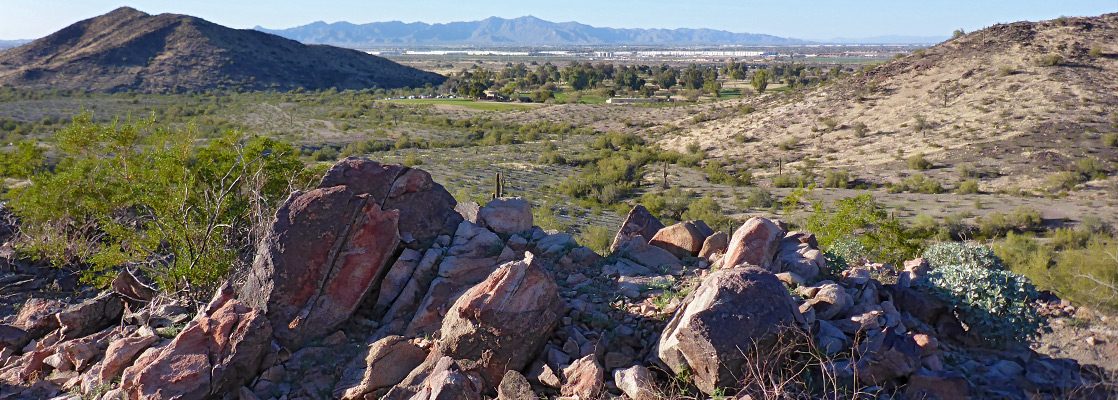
xmin=0 ymin=9 xmax=1116 ymax=400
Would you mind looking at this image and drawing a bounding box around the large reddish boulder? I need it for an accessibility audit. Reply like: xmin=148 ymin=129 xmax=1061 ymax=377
xmin=657 ymin=267 xmax=799 ymax=395
xmin=98 ymin=331 xmax=159 ymax=385
xmin=436 ymin=252 xmax=563 ymax=389
xmin=318 ymin=158 xmax=462 ymax=246
xmin=335 ymin=335 xmax=430 ymax=400
xmin=610 ymin=205 xmax=666 ymax=253
xmin=239 ymin=186 xmax=401 ymax=348
xmin=125 ymin=285 xmax=272 ymax=400
xmin=720 ymin=217 xmax=784 ymax=271
xmin=650 ymin=221 xmax=712 ymax=259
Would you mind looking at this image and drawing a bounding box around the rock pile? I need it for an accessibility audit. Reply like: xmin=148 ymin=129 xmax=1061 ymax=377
xmin=0 ymin=158 xmax=1109 ymax=400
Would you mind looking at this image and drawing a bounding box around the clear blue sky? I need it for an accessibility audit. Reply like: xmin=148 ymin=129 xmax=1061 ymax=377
xmin=0 ymin=0 xmax=1114 ymax=40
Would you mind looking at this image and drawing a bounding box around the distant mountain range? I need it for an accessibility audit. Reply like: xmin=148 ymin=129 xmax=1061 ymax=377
xmin=822 ymin=35 xmax=949 ymax=44
xmin=255 ymin=16 xmax=811 ymax=46
xmin=0 ymin=7 xmax=444 ymax=93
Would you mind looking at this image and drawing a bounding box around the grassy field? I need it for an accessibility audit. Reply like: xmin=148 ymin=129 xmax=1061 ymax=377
xmin=382 ymin=98 xmax=536 ymax=111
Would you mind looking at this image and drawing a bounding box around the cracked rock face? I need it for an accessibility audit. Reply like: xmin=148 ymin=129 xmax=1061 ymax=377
xmin=240 ymin=184 xmax=401 ymax=349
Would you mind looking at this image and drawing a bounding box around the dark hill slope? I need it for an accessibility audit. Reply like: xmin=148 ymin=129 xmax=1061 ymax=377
xmin=0 ymin=7 xmax=444 ymax=92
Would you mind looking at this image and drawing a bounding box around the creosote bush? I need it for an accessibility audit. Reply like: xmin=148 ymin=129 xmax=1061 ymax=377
xmin=907 ymin=153 xmax=932 ymax=170
xmin=919 ymin=242 xmax=1045 ymax=345
xmin=806 ymin=194 xmax=922 ymax=266
xmin=5 ymin=113 xmax=313 ymax=290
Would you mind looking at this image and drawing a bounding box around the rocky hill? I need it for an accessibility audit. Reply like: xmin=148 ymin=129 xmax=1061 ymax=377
xmin=665 ymin=13 xmax=1118 ymax=195
xmin=0 ymin=7 xmax=445 ymax=93
xmin=256 ymin=16 xmax=806 ymax=47
xmin=2 ymin=159 xmax=1114 ymax=399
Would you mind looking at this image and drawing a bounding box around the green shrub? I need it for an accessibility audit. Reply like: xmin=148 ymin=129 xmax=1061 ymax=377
xmin=772 ymin=174 xmax=795 ymax=188
xmin=1036 ymin=54 xmax=1063 ymax=67
xmin=907 ymin=153 xmax=932 ymax=170
xmin=744 ymin=187 xmax=774 ymax=209
xmin=822 ymin=169 xmax=851 ymax=188
xmin=1046 ymin=171 xmax=1080 ymax=192
xmin=0 ymin=141 xmax=44 ymax=178
xmin=955 ymin=179 xmax=979 ymax=194
xmin=902 ymin=173 xmax=945 ymax=194
xmin=1074 ymin=156 xmax=1108 ymax=181
xmin=704 ymin=161 xmax=750 ymax=186
xmin=403 ymin=153 xmax=423 ymax=167
xmin=996 ymin=232 xmax=1118 ymax=312
xmin=7 ymin=114 xmax=311 ymax=290
xmin=681 ymin=197 xmax=731 ymax=233
xmin=806 ymin=194 xmax=922 ymax=266
xmin=1104 ymin=133 xmax=1118 ymax=147
xmin=852 ymin=122 xmax=869 ymax=138
xmin=1089 ymin=46 xmax=1103 ymax=59
xmin=977 ymin=206 xmax=1043 ymax=238
xmin=576 ymin=224 xmax=615 ymax=256
xmin=919 ymin=242 xmax=1045 ymax=345
xmin=777 ymin=138 xmax=799 ymax=151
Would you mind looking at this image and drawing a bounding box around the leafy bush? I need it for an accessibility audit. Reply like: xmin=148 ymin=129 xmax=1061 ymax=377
xmin=907 ymin=153 xmax=932 ymax=170
xmin=704 ymin=161 xmax=751 ymax=186
xmin=996 ymin=232 xmax=1118 ymax=312
xmin=822 ymin=169 xmax=850 ymax=188
xmin=681 ymin=197 xmax=731 ymax=233
xmin=1036 ymin=54 xmax=1063 ymax=67
xmin=919 ymin=242 xmax=1045 ymax=345
xmin=0 ymin=141 xmax=44 ymax=178
xmin=976 ymin=206 xmax=1043 ymax=238
xmin=777 ymin=138 xmax=799 ymax=151
xmin=1104 ymin=133 xmax=1118 ymax=147
xmin=806 ymin=194 xmax=922 ymax=266
xmin=744 ymin=187 xmax=774 ymax=209
xmin=852 ymin=122 xmax=869 ymax=138
xmin=890 ymin=173 xmax=945 ymax=194
xmin=576 ymin=224 xmax=615 ymax=256
xmin=922 ymin=242 xmax=1001 ymax=270
xmin=7 ymin=114 xmax=312 ymax=290
xmin=956 ymin=179 xmax=979 ymax=194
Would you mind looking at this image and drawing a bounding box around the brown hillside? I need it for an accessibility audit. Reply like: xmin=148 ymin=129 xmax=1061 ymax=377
xmin=0 ymin=7 xmax=445 ymax=93
xmin=665 ymin=13 xmax=1118 ymax=194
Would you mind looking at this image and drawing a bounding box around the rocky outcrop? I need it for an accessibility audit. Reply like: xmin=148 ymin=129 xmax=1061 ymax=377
xmin=478 ymin=197 xmax=534 ymax=235
xmin=610 ymin=205 xmax=665 ymax=253
xmin=437 ymin=252 xmax=563 ymax=387
xmin=124 ymin=285 xmax=271 ymax=399
xmin=318 ymin=158 xmax=462 ymax=246
xmin=57 ymin=292 xmax=124 ymax=339
xmin=657 ymin=266 xmax=799 ymax=394
xmin=239 ymin=182 xmax=401 ymax=348
xmin=649 ymin=221 xmax=712 ymax=259
xmin=335 ymin=335 xmax=429 ymax=400
xmin=720 ymin=216 xmax=784 ymax=270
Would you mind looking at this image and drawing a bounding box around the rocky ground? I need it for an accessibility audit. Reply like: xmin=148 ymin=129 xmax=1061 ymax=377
xmin=1 ymin=158 xmax=1116 ymax=400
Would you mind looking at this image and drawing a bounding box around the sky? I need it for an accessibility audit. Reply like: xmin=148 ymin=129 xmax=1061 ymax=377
xmin=0 ymin=0 xmax=1114 ymax=41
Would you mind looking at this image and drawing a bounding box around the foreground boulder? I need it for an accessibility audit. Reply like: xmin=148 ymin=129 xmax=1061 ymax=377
xmin=335 ymin=335 xmax=430 ymax=400
xmin=318 ymin=158 xmax=463 ymax=246
xmin=657 ymin=266 xmax=799 ymax=394
xmin=124 ymin=284 xmax=271 ymax=399
xmin=611 ymin=205 xmax=666 ymax=253
xmin=720 ymin=217 xmax=784 ymax=271
xmin=436 ymin=252 xmax=563 ymax=388
xmin=650 ymin=221 xmax=713 ymax=259
xmin=478 ymin=197 xmax=533 ymax=235
xmin=240 ymin=185 xmax=401 ymax=348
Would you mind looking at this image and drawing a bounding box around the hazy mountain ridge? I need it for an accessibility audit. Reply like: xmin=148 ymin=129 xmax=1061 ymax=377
xmin=0 ymin=7 xmax=445 ymax=93
xmin=255 ymin=16 xmax=809 ymax=46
